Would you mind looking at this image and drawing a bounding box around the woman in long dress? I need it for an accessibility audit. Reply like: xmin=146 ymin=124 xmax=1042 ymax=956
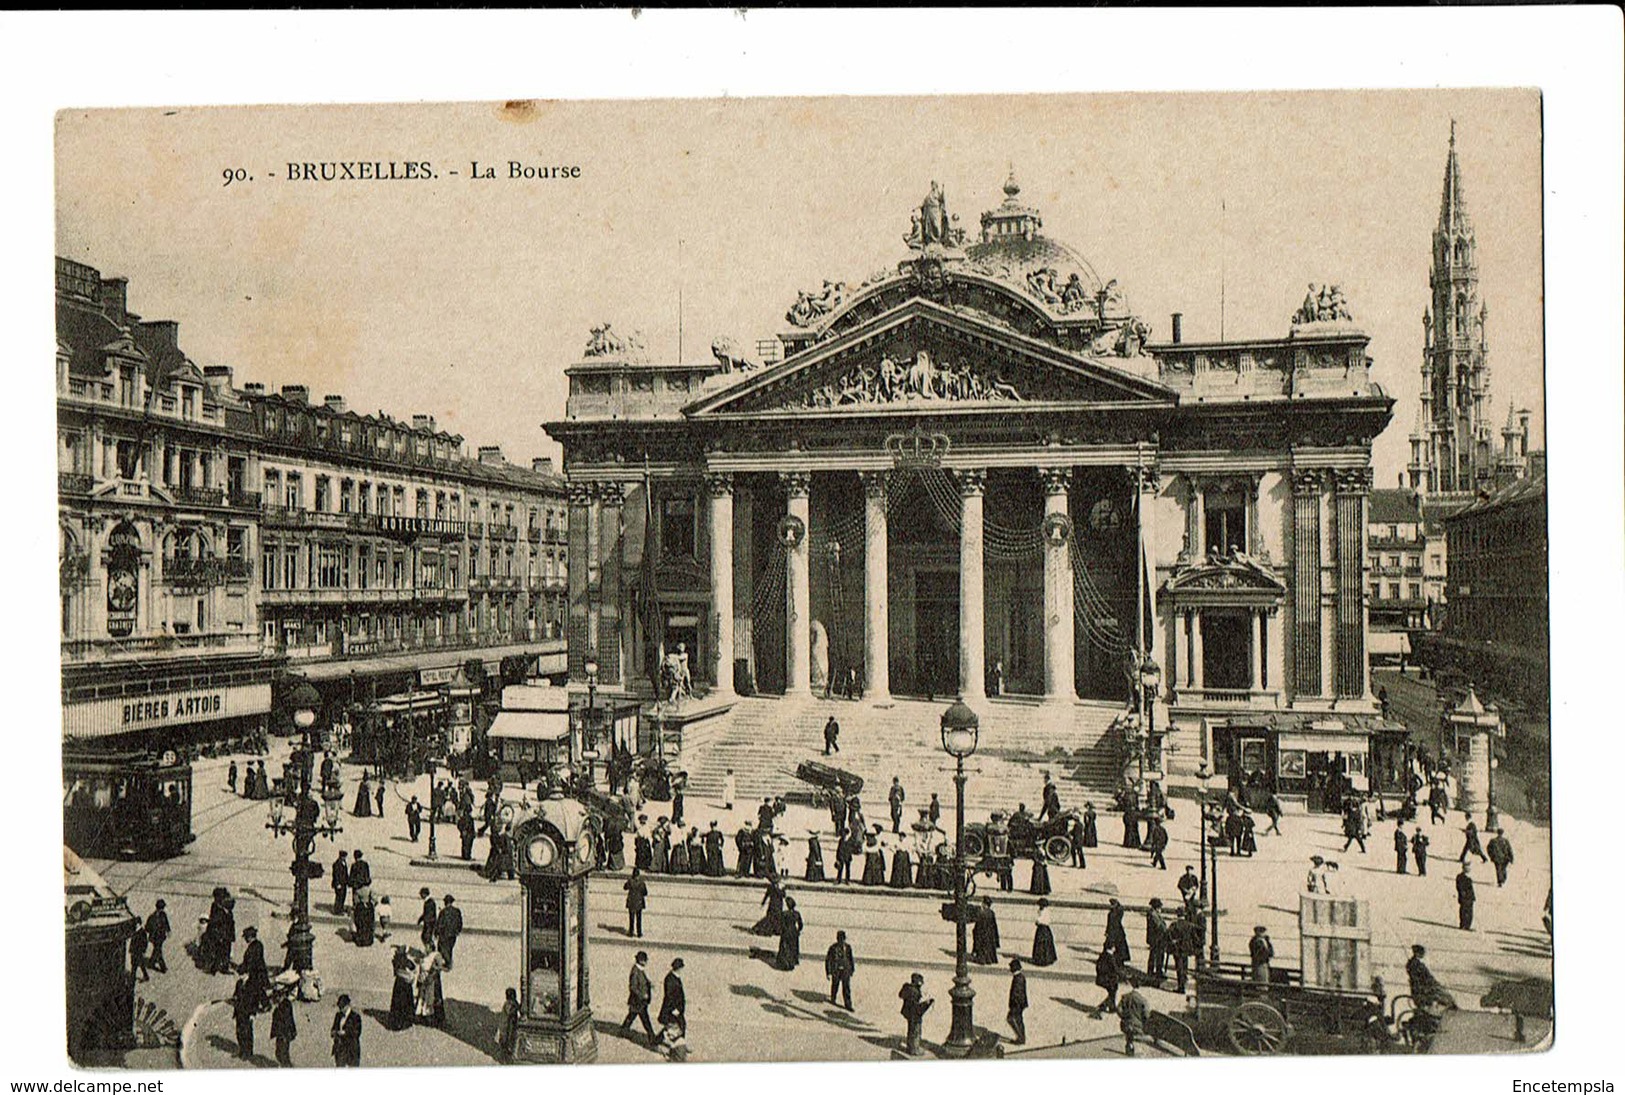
xmin=353 ymin=887 xmax=376 ymax=947
xmin=1081 ymin=802 xmax=1099 ymax=848
xmin=971 ymin=897 xmax=1000 ymax=965
xmin=861 ymin=834 xmax=887 ymax=886
xmin=804 ymin=834 xmax=826 ymax=883
xmin=388 ymin=946 xmax=417 ymax=1030
xmin=669 ymin=829 xmax=690 ymax=874
xmin=776 ymin=897 xmax=804 ymax=971
xmin=354 ymin=776 xmax=373 ymax=818
xmin=1029 ymin=851 xmax=1052 ymax=896
xmin=753 ymin=878 xmax=787 ymax=936
xmin=415 ymin=949 xmax=446 ymax=1027
xmin=496 ymin=988 xmax=521 ymax=1059
xmin=651 ymin=821 xmax=670 ymax=873
xmin=1031 ymin=898 xmax=1058 ymax=967
xmin=888 ymin=838 xmax=914 ymax=888
xmin=685 ymin=828 xmax=705 ymax=876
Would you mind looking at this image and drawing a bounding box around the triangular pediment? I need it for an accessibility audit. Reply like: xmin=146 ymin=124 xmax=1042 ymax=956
xmin=686 ymin=299 xmax=1172 ymax=417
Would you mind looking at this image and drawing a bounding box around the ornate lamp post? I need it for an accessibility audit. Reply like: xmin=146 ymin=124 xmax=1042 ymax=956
xmin=512 ymin=790 xmax=598 ymax=1062
xmin=1449 ymin=685 xmax=1503 ymax=828
xmin=582 ymin=654 xmax=600 ymax=785
xmin=266 ymin=678 xmax=341 ymax=999
xmin=1137 ymin=657 xmax=1162 ymax=784
xmin=1194 ymin=762 xmax=1221 ymax=966
xmin=940 ymin=698 xmax=980 ymax=1057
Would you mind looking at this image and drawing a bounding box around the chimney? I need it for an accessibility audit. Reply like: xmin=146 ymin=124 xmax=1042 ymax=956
xmin=281 ymin=384 xmax=309 ymax=403
xmin=531 ymin=457 xmax=554 ymax=475
xmin=323 ymin=394 xmax=347 ymax=414
xmin=144 ymin=320 xmax=180 ymax=350
xmin=477 ymin=445 xmax=505 ymax=465
xmin=204 ymin=365 xmax=234 ymax=384
xmin=412 ymin=414 xmax=436 ymax=433
xmin=242 ymin=382 xmax=265 ymax=396
xmin=98 ymin=277 xmax=128 ymax=324
xmin=1170 ymin=313 xmax=1183 ymax=344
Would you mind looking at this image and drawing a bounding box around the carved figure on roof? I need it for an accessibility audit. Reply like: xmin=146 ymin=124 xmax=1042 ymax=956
xmin=711 ymin=335 xmax=761 ymax=374
xmin=1097 ymin=279 xmax=1127 ymax=319
xmin=584 ymin=323 xmax=647 ymax=360
xmin=1293 ymin=283 xmax=1354 ymax=326
xmin=1061 ymin=272 xmax=1090 ymax=311
xmin=905 ymin=182 xmax=966 ymax=250
xmin=785 ymin=280 xmax=848 ymax=328
xmin=1113 ymin=316 xmax=1151 ymax=358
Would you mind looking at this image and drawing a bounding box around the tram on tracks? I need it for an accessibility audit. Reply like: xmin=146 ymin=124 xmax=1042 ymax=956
xmin=63 ymin=746 xmax=193 ymax=860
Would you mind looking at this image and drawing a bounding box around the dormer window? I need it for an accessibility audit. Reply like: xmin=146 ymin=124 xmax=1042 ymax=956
xmin=181 ymin=387 xmax=196 ymax=418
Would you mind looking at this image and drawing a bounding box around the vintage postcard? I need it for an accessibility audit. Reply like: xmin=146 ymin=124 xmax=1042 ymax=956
xmin=54 ymin=89 xmax=1551 ymax=1070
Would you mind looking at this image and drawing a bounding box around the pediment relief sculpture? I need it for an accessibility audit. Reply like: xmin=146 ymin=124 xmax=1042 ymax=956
xmin=799 ymin=348 xmax=1022 ymax=409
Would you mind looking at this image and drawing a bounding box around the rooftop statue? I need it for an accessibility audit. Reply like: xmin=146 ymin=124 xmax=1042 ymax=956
xmin=904 ymin=181 xmax=966 ymax=250
xmin=1292 ymin=283 xmax=1354 ymax=326
xmin=583 ymin=322 xmax=648 ymax=361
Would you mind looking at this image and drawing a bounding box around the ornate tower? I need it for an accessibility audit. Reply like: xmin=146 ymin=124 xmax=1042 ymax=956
xmin=1411 ymin=122 xmax=1493 ymax=494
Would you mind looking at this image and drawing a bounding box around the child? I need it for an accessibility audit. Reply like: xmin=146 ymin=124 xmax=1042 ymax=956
xmin=657 ymin=1021 xmax=690 ymax=1061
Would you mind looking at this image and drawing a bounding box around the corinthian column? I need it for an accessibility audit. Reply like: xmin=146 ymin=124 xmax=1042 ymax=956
xmin=860 ymin=472 xmax=891 ymax=704
xmin=1040 ymin=467 xmax=1075 ymax=702
xmin=706 ymin=472 xmax=735 ymax=699
xmin=957 ymin=470 xmax=986 ymax=701
xmin=782 ymin=471 xmax=812 ymax=697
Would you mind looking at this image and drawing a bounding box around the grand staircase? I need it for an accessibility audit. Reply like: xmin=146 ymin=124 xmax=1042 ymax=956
xmin=677 ymin=694 xmax=1126 ymax=820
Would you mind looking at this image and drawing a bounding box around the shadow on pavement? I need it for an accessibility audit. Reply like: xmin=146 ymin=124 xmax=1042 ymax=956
xmin=593 ymin=1017 xmax=660 ymax=1054
xmin=204 ymin=1033 xmax=275 ymax=1067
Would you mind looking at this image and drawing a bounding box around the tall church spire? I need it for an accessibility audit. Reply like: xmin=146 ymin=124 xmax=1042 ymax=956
xmin=1416 ymin=122 xmax=1492 ymax=495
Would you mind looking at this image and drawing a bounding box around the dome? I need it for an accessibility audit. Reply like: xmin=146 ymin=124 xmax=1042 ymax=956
xmin=965 ymin=171 xmax=1121 ymax=321
xmin=537 ymin=792 xmax=591 ymax=843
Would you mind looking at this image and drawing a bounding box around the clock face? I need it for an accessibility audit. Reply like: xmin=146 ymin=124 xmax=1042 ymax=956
xmin=576 ymin=830 xmax=594 ymax=866
xmin=526 ymin=834 xmax=559 ymax=870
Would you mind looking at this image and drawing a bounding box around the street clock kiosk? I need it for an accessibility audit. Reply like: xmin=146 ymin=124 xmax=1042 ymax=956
xmin=513 ymin=793 xmax=598 ymax=1063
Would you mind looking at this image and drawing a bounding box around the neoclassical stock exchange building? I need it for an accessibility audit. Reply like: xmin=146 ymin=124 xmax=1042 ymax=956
xmin=547 ymin=175 xmax=1400 ymax=810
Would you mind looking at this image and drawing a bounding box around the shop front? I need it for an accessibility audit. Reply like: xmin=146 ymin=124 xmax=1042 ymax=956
xmin=62 ymin=668 xmax=274 ymax=755
xmin=1210 ymin=716 xmax=1389 ymax=814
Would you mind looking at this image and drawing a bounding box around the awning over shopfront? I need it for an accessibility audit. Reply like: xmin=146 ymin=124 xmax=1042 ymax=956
xmin=374 ymin=690 xmax=444 ymax=714
xmin=488 ymin=710 xmax=570 ymax=742
xmin=1278 ymin=731 xmax=1369 ymax=754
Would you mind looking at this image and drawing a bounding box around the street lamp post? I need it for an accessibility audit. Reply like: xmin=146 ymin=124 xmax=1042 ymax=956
xmin=940 ymin=698 xmax=980 ymax=1057
xmin=426 ymin=752 xmax=440 ymax=860
xmin=1138 ymin=658 xmax=1162 ymax=784
xmin=266 ymin=679 xmax=340 ymax=1000
xmin=583 ymin=654 xmax=600 ymax=786
xmin=1195 ymin=762 xmax=1220 ymax=966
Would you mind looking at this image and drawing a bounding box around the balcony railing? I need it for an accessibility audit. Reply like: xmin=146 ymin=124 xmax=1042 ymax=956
xmin=173 ymin=485 xmax=225 ymax=508
xmin=228 ymin=489 xmax=262 ymax=510
xmin=162 ymin=557 xmax=253 ymax=586
xmin=58 ymin=472 xmax=95 ymax=495
xmin=1171 ymin=687 xmax=1283 ymax=709
xmin=61 ymin=630 xmax=264 ymax=663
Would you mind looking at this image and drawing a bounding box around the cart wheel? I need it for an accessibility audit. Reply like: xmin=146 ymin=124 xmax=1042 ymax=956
xmin=1044 ymin=835 xmax=1073 ymax=864
xmin=963 ymin=831 xmax=987 ymax=858
xmin=1227 ymin=1001 xmax=1288 ymax=1056
xmin=1391 ymin=1007 xmax=1417 ymax=1046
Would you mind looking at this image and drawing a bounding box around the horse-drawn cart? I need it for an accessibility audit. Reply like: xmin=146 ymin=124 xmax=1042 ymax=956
xmin=1184 ymin=893 xmax=1448 ymax=1055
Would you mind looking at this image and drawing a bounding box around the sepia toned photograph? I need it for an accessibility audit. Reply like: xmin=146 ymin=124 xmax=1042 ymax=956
xmin=52 ymin=86 xmax=1555 ymax=1070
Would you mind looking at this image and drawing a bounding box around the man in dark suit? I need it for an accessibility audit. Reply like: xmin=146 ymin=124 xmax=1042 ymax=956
xmin=621 ymin=951 xmax=656 ymax=1043
xmin=1394 ymin=822 xmax=1410 ymax=874
xmin=1456 ymin=862 xmax=1476 ymax=930
xmin=348 ymin=850 xmax=371 ymax=892
xmin=417 ymin=888 xmax=438 ymax=948
xmin=888 ymin=778 xmax=906 ymax=834
xmin=834 ymin=831 xmax=856 ymax=884
xmin=825 ymin=930 xmax=856 ymax=1010
xmin=1487 ymin=828 xmax=1516 ymax=886
xmin=144 ymin=900 xmax=171 ymax=974
xmin=1006 ymin=958 xmax=1029 ymax=1046
xmin=406 ymin=796 xmax=423 ymax=842
xmin=270 ymin=990 xmax=297 ymax=1067
xmin=624 ymin=868 xmax=649 ymax=938
xmin=437 ymin=894 xmax=464 ymax=968
xmin=330 ymin=994 xmax=362 ymax=1067
xmin=658 ymin=957 xmax=687 ymax=1035
xmin=899 ymin=972 xmax=932 ymax=1056
xmin=1145 ymin=898 xmax=1169 ymax=979
xmin=231 ymin=976 xmax=258 ymax=1060
xmin=823 ymin=716 xmax=840 ymax=755
xmin=238 ymin=926 xmax=270 ymax=1003
xmin=331 ymin=851 xmax=350 ymax=914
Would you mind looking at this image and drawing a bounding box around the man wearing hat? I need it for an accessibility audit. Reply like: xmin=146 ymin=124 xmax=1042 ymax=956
xmin=1394 ymin=822 xmax=1410 ymax=874
xmin=1486 ymin=828 xmax=1516 ymax=887
xmin=144 ymin=900 xmax=171 ymax=974
xmin=1145 ymin=898 xmax=1169 ymax=979
xmin=898 ymin=972 xmax=932 ymax=1056
xmin=1455 ymin=861 xmax=1476 ymax=930
xmin=1006 ymin=958 xmax=1029 ymax=1046
xmin=418 ymin=888 xmax=438 ymax=948
xmin=1249 ymin=925 xmax=1274 ymax=984
xmin=437 ymin=894 xmax=464 ymax=967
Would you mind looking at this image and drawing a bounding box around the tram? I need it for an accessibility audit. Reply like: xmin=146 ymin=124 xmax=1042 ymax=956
xmin=63 ymin=747 xmax=194 ymax=860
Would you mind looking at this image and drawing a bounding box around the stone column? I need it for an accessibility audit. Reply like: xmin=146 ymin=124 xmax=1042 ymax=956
xmin=705 ymin=472 xmax=735 ymax=698
xmin=1250 ymin=609 xmax=1264 ymax=692
xmin=1191 ymin=610 xmax=1205 ymax=689
xmin=1040 ymin=467 xmax=1075 ymax=702
xmin=565 ymin=482 xmax=593 ymax=680
xmin=782 ymin=471 xmax=812 ymax=697
xmin=1266 ymin=608 xmax=1284 ymax=696
xmin=1333 ymin=467 xmax=1373 ymax=700
xmin=860 ymin=472 xmax=891 ymax=704
xmin=957 ymin=470 xmax=987 ymax=701
xmin=1290 ymin=469 xmax=1324 ymax=698
xmin=1136 ymin=461 xmax=1164 ymax=672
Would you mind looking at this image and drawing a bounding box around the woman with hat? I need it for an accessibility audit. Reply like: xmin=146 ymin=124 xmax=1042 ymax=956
xmin=1081 ymin=801 xmax=1099 ymax=848
xmin=861 ymin=828 xmax=887 ymax=887
xmin=753 ymin=876 xmax=787 ymax=936
xmin=804 ymin=831 xmax=826 ymax=883
xmin=388 ymin=945 xmax=417 ymax=1030
xmin=776 ymin=896 xmax=804 ymax=970
xmin=1028 ymin=850 xmax=1052 ymax=896
xmin=415 ymin=947 xmax=446 ymax=1027
xmin=1031 ymin=898 xmax=1058 ymax=967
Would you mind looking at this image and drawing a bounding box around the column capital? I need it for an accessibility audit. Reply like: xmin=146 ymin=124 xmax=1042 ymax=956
xmin=596 ymin=481 xmax=625 ymax=506
xmin=780 ymin=470 xmax=812 ymax=499
xmin=859 ymin=470 xmax=889 ymax=499
xmin=1133 ymin=462 xmax=1161 ymax=493
xmin=703 ymin=471 xmax=734 ymax=498
xmin=567 ymin=482 xmax=595 ymax=507
xmin=1290 ymin=468 xmax=1327 ymax=494
xmin=954 ymin=468 xmax=987 ymax=497
xmin=1038 ymin=466 xmax=1073 ymax=495
xmin=1331 ymin=467 xmax=1375 ymax=495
